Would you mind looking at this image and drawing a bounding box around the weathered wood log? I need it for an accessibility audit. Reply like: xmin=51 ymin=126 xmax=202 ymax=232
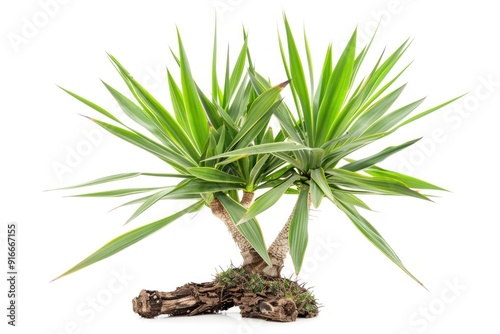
xmin=239 ymin=294 xmax=298 ymax=322
xmin=132 ymin=271 xmax=318 ymax=322
xmin=132 ymin=282 xmax=234 ymax=319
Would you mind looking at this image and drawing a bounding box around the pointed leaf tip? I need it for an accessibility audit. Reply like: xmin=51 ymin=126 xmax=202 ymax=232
xmin=78 ymin=114 xmax=92 ymax=120
xmin=49 ymin=276 xmax=61 ymax=283
xmin=278 ymin=79 xmax=291 ymax=88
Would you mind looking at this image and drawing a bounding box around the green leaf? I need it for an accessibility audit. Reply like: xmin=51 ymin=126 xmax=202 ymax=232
xmin=332 ymin=41 xmax=412 ymax=138
xmin=340 ymin=63 xmax=411 ymax=136
xmin=289 ymin=184 xmax=310 ymax=274
xmin=313 ymin=44 xmax=332 ymax=115
xmin=222 ymin=47 xmax=231 ymax=108
xmin=248 ymin=71 xmax=304 ymax=143
xmin=328 ymin=169 xmax=430 ymax=200
xmin=215 ymin=100 xmax=239 ymax=132
xmin=228 ymin=82 xmax=288 ymax=149
xmin=48 ymin=172 xmax=191 ymax=191
xmin=348 ymin=84 xmax=406 ymax=137
xmin=177 ymin=30 xmax=210 ymax=150
xmin=247 ymin=154 xmax=269 ymax=191
xmin=196 ymin=85 xmax=223 ymax=129
xmin=322 ymin=132 xmax=390 ymax=169
xmin=228 ymin=76 xmax=252 ymax=121
xmin=330 ymin=188 xmax=371 ymax=210
xmin=101 ymin=81 xmax=175 ymax=147
xmin=206 ymin=142 xmax=309 ymax=161
xmin=364 ymin=165 xmax=447 ymax=191
xmin=307 ymin=148 xmax=324 ymax=170
xmin=214 ymin=154 xmax=249 ymax=167
xmin=110 ymin=192 xmax=201 ymax=212
xmin=107 ymin=54 xmax=200 ymax=160
xmin=101 ymin=81 xmax=149 ymax=125
xmin=236 ymin=154 xmax=250 ymax=181
xmin=365 ymin=98 xmax=425 ymax=135
xmin=320 ymin=133 xmax=349 ymax=152
xmin=311 ymin=168 xmax=335 ymax=203
xmin=214 ymin=127 xmax=227 ymax=156
xmin=229 ymin=38 xmax=248 ymax=97
xmin=52 ymin=201 xmax=203 ymax=280
xmin=234 ymin=99 xmax=283 ymax=150
xmin=215 ymin=193 xmax=271 ymax=265
xmin=89 ymin=117 xmax=196 ymax=172
xmin=283 ymin=15 xmax=314 ymax=145
xmin=315 ymin=29 xmax=357 ymax=145
xmin=125 ymin=188 xmax=174 ymax=224
xmin=188 ymin=167 xmax=246 ymax=184
xmin=335 ymin=201 xmax=425 ymax=288
xmin=212 ymin=23 xmax=220 ymax=104
xmin=59 ymin=86 xmax=121 ymax=124
xmin=169 ymin=179 xmax=242 ymax=196
xmin=68 ymin=187 xmax=163 ymax=198
xmin=342 ymin=138 xmax=420 ymax=172
xmin=304 ymin=27 xmax=315 ymax=98
xmin=309 ymin=179 xmax=323 ymax=208
xmin=167 ymin=70 xmax=189 ymax=129
xmin=47 ymin=172 xmax=141 ymax=191
xmin=240 ymin=174 xmax=300 ymax=223
xmin=272 ymin=152 xmax=305 ymax=170
xmin=263 ymin=165 xmax=295 ymax=182
xmin=361 ymin=40 xmax=411 ymax=105
xmin=397 ymin=95 xmax=465 ymax=128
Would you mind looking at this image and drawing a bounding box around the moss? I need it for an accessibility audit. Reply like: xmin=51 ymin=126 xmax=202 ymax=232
xmin=215 ymin=266 xmax=319 ymax=318
xmin=216 ymin=267 xmax=246 ymax=288
xmin=249 ymin=274 xmax=265 ymax=293
xmin=269 ymin=282 xmax=281 ymax=294
xmin=304 ymin=304 xmax=316 ymax=311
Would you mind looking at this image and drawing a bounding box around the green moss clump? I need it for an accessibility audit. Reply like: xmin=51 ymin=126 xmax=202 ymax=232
xmin=215 ymin=266 xmax=319 ymax=318
xmin=216 ymin=267 xmax=247 ymax=288
xmin=249 ymin=274 xmax=265 ymax=293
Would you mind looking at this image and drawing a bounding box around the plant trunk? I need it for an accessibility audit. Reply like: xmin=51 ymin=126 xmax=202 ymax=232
xmin=210 ymin=192 xmax=308 ymax=277
xmin=131 ymin=193 xmax=318 ymax=322
xmin=242 ymin=201 xmax=305 ymax=277
xmin=210 ymin=192 xmax=264 ymax=271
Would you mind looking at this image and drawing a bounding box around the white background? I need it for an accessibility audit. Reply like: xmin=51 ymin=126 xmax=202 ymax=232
xmin=2 ymin=0 xmax=500 ymax=333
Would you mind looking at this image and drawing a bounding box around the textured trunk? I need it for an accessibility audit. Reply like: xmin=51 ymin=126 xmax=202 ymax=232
xmin=253 ymin=196 xmax=311 ymax=276
xmin=240 ymin=191 xmax=254 ymax=208
xmin=245 ymin=204 xmax=297 ymax=277
xmin=261 ymin=206 xmax=295 ymax=276
xmin=211 ymin=192 xmax=310 ymax=278
xmin=210 ymin=192 xmax=264 ymax=270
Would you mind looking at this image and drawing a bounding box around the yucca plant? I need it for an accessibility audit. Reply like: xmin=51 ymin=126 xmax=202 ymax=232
xmin=52 ymin=17 xmax=459 ymax=322
xmin=212 ymin=16 xmax=461 ymax=286
xmin=53 ymin=29 xmax=293 ymax=278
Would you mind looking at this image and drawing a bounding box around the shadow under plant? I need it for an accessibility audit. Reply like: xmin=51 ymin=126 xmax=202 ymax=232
xmin=50 ymin=15 xmax=459 ymax=322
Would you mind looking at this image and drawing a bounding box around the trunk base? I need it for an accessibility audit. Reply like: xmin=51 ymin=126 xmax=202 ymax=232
xmin=132 ymin=267 xmax=319 ymax=322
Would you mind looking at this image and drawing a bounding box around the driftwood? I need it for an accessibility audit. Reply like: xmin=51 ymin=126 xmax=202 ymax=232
xmin=132 ymin=271 xmax=318 ymax=322
xmin=132 ymin=193 xmax=318 ymax=323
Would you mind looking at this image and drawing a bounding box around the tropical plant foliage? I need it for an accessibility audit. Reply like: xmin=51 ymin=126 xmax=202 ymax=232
xmin=52 ymin=16 xmax=457 ymax=286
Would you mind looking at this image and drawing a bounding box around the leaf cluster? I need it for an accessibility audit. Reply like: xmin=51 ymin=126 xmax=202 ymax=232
xmin=52 ymin=17 xmax=458 ymax=286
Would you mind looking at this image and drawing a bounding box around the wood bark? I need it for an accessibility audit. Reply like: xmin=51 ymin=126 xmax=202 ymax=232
xmin=132 ymin=281 xmax=304 ymax=322
xmin=210 ymin=192 xmax=264 ymax=270
xmin=209 ymin=192 xmax=310 ymax=278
